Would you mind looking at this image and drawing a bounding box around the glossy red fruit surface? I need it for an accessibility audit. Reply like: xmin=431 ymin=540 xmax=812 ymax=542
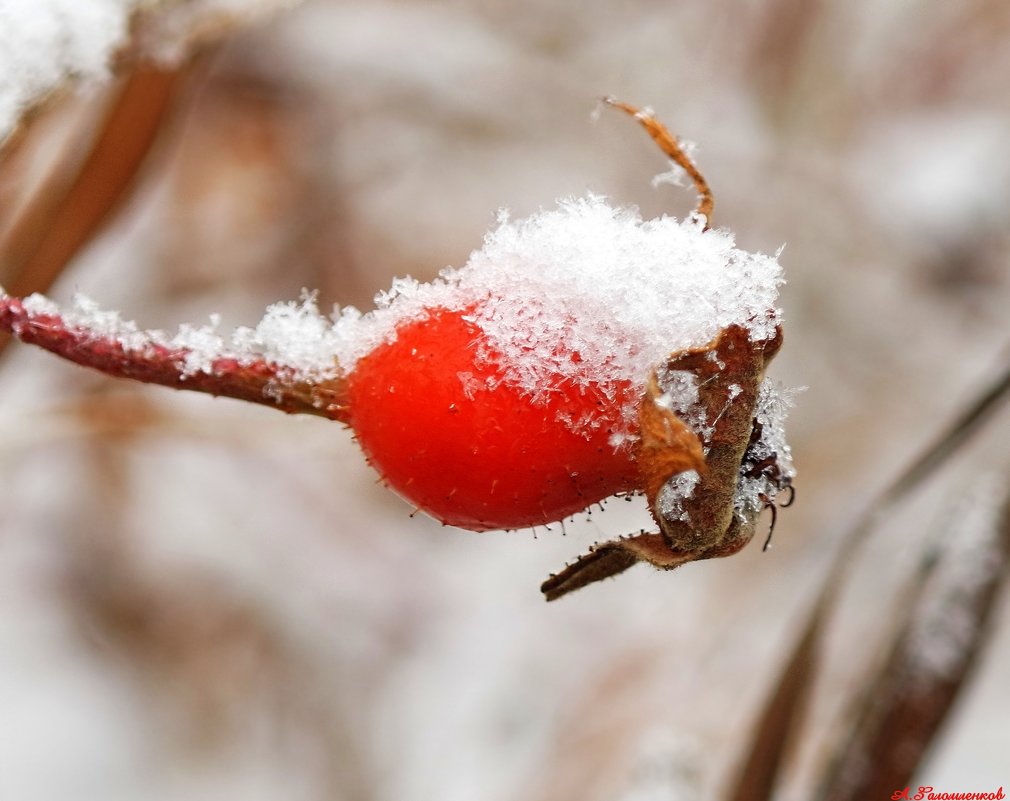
xmin=346 ymin=307 xmax=641 ymax=531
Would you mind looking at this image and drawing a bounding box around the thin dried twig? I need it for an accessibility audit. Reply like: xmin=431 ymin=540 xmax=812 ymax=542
xmin=603 ymin=97 xmax=715 ymax=226
xmin=879 ymin=358 xmax=1010 ymax=506
xmin=723 ymin=595 xmax=829 ymax=801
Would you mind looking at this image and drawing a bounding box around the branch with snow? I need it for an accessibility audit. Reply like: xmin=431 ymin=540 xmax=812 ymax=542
xmin=0 ymin=290 xmax=349 ymax=421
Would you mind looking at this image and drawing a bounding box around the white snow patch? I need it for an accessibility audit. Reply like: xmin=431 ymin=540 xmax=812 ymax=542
xmin=230 ymin=292 xmax=342 ymax=380
xmin=735 ymin=380 xmax=799 ymax=521
xmin=171 ymin=315 xmax=225 ymax=377
xmin=19 ymin=292 xmax=60 ymax=317
xmin=654 ymin=366 xmax=707 ymax=440
xmin=650 ymin=143 xmax=699 ymax=190
xmin=0 ymin=0 xmax=302 ymax=144
xmin=657 ymin=470 xmax=701 ymax=524
xmin=334 ymin=195 xmax=784 ymax=433
xmin=0 ymin=0 xmax=129 ymax=142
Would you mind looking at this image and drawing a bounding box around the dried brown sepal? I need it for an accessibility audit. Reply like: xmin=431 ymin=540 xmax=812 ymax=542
xmin=637 ymin=372 xmax=707 ymax=505
xmin=542 ymin=532 xmax=697 ymax=601
xmin=0 ymin=293 xmax=350 ymax=422
xmin=602 ymin=97 xmax=715 ymax=226
xmin=542 ymin=324 xmax=784 ymax=601
xmin=657 ymin=324 xmax=783 ymax=550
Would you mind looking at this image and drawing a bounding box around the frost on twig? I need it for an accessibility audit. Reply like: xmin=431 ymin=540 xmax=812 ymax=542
xmin=0 ymin=290 xmax=349 ymax=422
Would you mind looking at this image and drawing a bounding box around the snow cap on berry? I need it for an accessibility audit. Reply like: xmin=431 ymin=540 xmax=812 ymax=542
xmin=331 ymin=194 xmax=784 ymax=432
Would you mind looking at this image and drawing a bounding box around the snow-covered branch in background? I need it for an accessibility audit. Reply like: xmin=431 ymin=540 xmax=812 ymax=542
xmin=0 ymin=0 xmax=301 ymax=144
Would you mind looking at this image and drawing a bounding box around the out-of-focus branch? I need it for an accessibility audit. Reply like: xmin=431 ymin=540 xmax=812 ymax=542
xmin=722 ymin=595 xmax=828 ymax=801
xmin=0 ymin=1 xmax=302 ymax=148
xmin=722 ymin=349 xmax=1010 ymax=801
xmin=815 ymin=482 xmax=1010 ymax=801
xmin=0 ymin=65 xmax=187 ymax=301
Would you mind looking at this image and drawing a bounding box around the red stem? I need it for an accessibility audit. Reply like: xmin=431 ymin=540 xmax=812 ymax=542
xmin=0 ymin=294 xmax=350 ymax=423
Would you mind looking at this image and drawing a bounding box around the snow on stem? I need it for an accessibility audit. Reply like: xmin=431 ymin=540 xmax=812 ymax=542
xmin=0 ymin=292 xmax=350 ymax=422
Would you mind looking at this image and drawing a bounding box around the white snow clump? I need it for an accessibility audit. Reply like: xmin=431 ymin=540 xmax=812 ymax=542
xmin=332 ymin=195 xmax=784 ymax=404
xmin=0 ymin=0 xmax=128 ymax=143
xmin=0 ymin=0 xmax=302 ymax=144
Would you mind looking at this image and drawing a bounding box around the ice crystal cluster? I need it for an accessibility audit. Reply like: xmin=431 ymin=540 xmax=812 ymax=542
xmin=735 ymin=382 xmax=797 ymax=520
xmin=334 ymin=195 xmax=785 ymax=423
xmin=364 ymin=196 xmax=783 ymax=379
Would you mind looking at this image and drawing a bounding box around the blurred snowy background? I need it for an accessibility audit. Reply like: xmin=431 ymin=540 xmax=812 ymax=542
xmin=1 ymin=1 xmax=1009 ymax=799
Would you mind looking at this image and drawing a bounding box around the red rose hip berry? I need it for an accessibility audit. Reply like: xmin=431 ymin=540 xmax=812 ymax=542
xmin=345 ymin=307 xmax=641 ymax=531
